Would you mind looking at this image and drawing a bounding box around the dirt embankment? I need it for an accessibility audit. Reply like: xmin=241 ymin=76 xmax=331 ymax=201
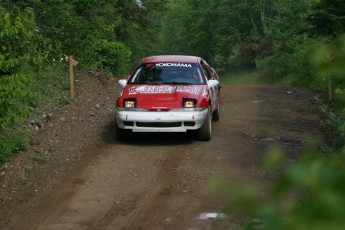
xmin=0 ymin=72 xmax=325 ymax=230
xmin=0 ymin=71 xmax=119 ymax=214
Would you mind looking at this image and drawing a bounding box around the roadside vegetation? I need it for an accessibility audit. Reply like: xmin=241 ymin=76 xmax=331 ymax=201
xmin=0 ymin=0 xmax=165 ymax=164
xmin=1 ymin=0 xmax=345 ymax=228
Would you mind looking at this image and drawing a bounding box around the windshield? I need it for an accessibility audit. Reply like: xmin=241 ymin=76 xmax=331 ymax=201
xmin=128 ymin=63 xmax=205 ymax=85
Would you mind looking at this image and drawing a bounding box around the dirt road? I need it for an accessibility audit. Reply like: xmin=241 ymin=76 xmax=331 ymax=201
xmin=0 ymin=74 xmax=323 ymax=229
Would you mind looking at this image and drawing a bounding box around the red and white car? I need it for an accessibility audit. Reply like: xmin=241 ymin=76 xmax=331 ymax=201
xmin=115 ymin=55 xmax=220 ymax=141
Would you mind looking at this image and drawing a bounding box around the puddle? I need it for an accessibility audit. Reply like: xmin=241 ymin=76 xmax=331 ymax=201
xmin=197 ymin=212 xmax=226 ymax=220
xmin=252 ymin=99 xmax=273 ymax=103
xmin=188 ymin=212 xmax=228 ymax=230
xmin=251 ymin=100 xmax=265 ymax=103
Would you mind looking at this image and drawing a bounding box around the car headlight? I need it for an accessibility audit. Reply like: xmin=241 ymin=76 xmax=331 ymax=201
xmin=116 ymin=98 xmax=138 ymax=111
xmin=183 ymin=98 xmax=196 ymax=108
xmin=124 ymin=98 xmax=136 ymax=108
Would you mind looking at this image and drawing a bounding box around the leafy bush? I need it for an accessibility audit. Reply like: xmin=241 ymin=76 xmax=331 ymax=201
xmin=0 ymin=5 xmax=44 ymax=73
xmin=0 ymin=4 xmax=45 ymax=129
xmin=255 ymin=35 xmax=314 ymax=86
xmin=79 ymin=38 xmax=131 ymax=76
xmin=0 ymin=4 xmax=67 ymax=164
xmin=0 ymin=74 xmax=34 ymax=129
xmin=310 ymin=35 xmax=345 ymax=146
xmin=208 ymin=143 xmax=345 ymax=230
xmin=320 ymin=103 xmax=345 ymax=149
xmin=311 ymin=36 xmax=345 ymax=94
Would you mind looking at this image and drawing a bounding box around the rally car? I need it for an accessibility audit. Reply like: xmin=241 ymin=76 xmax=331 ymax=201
xmin=115 ymin=55 xmax=220 ymax=141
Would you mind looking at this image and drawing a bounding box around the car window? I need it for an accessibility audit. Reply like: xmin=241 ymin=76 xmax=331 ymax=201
xmin=201 ymin=61 xmax=212 ymax=80
xmin=129 ymin=63 xmax=205 ymax=85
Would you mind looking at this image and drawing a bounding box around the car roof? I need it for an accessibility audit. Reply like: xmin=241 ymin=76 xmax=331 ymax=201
xmin=140 ymin=55 xmax=202 ymax=64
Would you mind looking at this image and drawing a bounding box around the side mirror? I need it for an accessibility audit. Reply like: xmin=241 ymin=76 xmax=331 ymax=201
xmin=208 ymin=79 xmax=219 ymax=88
xmin=118 ymin=79 xmax=127 ymax=88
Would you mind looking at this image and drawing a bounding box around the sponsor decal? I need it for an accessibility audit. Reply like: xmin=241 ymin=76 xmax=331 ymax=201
xmin=128 ymin=85 xmax=201 ymax=95
xmin=155 ymin=63 xmax=192 ymax=68
xmin=203 ymin=89 xmax=209 ymax=99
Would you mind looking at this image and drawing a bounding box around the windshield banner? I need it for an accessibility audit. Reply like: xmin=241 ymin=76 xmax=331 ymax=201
xmin=128 ymin=85 xmax=202 ymax=95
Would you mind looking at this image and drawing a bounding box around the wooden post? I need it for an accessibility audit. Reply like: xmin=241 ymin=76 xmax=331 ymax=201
xmin=68 ymin=55 xmax=78 ymax=99
xmin=68 ymin=56 xmax=74 ymax=99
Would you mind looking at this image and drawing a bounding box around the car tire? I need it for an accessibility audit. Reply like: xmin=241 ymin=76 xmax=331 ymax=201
xmin=116 ymin=124 xmax=130 ymax=141
xmin=197 ymin=106 xmax=212 ymax=141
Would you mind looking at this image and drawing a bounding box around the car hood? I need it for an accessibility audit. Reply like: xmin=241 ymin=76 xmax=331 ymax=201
xmin=121 ymin=84 xmax=208 ymax=109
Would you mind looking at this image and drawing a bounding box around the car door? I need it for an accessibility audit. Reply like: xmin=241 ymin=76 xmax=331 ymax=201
xmin=200 ymin=60 xmax=217 ymax=112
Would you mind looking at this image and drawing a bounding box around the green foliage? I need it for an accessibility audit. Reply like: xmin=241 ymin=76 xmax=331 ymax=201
xmin=0 ymin=4 xmax=42 ymax=164
xmin=0 ymin=4 xmax=44 ymax=73
xmin=58 ymin=96 xmax=69 ymax=106
xmin=310 ymin=35 xmax=345 ymax=146
xmin=310 ymin=36 xmax=345 ymax=89
xmin=256 ymin=35 xmax=315 ymax=86
xmin=0 ymin=55 xmax=68 ymax=165
xmin=254 ymin=0 xmax=314 ymax=83
xmin=113 ymin=0 xmax=167 ymax=62
xmin=159 ymin=0 xmax=345 ymax=85
xmin=160 ymin=0 xmax=211 ymax=58
xmin=160 ymin=0 xmax=315 ymax=74
xmin=160 ymin=0 xmax=254 ymax=68
xmin=208 ymin=143 xmax=345 ymax=230
xmin=28 ymin=64 xmax=69 ymax=108
xmin=319 ymin=102 xmax=345 ymax=149
xmin=0 ymin=74 xmax=34 ymax=129
xmin=28 ymin=0 xmax=126 ymax=74
xmin=308 ymin=0 xmax=345 ymax=37
xmin=0 ymin=0 xmax=168 ymax=165
xmin=13 ymin=0 xmax=166 ymax=75
xmin=80 ymin=38 xmax=131 ymax=75
xmin=0 ymin=130 xmax=29 ymax=165
xmin=0 ymin=4 xmax=46 ymax=129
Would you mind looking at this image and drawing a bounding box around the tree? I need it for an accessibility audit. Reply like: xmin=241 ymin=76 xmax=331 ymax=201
xmin=308 ymin=0 xmax=345 ymax=37
xmin=160 ymin=0 xmax=249 ymax=67
xmin=3 ymin=0 xmax=167 ymax=75
xmin=254 ymin=0 xmax=314 ymax=83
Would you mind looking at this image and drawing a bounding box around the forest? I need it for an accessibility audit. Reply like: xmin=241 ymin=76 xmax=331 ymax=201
xmin=1 ymin=0 xmax=345 ymax=228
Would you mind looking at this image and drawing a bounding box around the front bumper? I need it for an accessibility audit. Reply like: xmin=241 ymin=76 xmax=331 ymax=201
xmin=115 ymin=109 xmax=208 ymax=132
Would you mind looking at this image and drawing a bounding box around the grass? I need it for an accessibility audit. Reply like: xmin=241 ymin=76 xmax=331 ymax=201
xmin=29 ymin=64 xmax=69 ymax=109
xmin=0 ymin=130 xmax=29 ymax=166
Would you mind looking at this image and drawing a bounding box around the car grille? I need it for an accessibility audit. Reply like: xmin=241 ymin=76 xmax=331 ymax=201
xmin=148 ymin=109 xmax=170 ymax=112
xmin=184 ymin=122 xmax=195 ymax=127
xmin=124 ymin=121 xmax=134 ymax=126
xmin=123 ymin=121 xmax=196 ymax=128
xmin=136 ymin=122 xmax=182 ymax=128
